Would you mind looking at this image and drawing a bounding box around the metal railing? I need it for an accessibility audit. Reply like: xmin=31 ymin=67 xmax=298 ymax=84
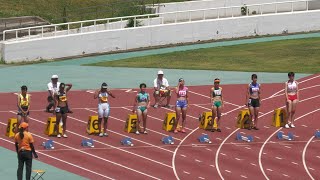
xmin=2 ymin=0 xmax=314 ymax=41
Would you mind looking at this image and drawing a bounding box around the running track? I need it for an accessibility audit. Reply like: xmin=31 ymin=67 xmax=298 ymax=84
xmin=0 ymin=74 xmax=319 ymax=179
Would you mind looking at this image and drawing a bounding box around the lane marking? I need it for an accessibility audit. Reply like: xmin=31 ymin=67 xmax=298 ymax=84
xmin=275 ymin=157 xmax=282 ymax=160
xmin=250 ymin=163 xmax=257 ymax=166
xmin=1 ymin=121 xmax=160 ymax=179
xmin=188 ymin=90 xmax=242 ymax=107
xmin=225 ymin=170 xmax=231 ymax=173
xmin=260 ymin=108 xmax=320 ymax=180
xmin=198 ymin=177 xmax=205 ymax=179
xmin=195 ymin=159 xmax=202 ymax=163
xmin=0 ymin=137 xmax=115 ymax=180
xmin=240 ymin=175 xmax=248 ymax=179
xmin=291 ymin=162 xmax=299 ymax=165
xmin=266 ymin=169 xmax=273 ymax=172
xmin=282 ymin=174 xmax=290 ymax=177
xmin=183 ymin=171 xmax=190 ymax=175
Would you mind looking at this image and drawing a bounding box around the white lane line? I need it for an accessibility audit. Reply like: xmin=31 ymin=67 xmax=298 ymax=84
xmin=183 ymin=171 xmax=190 ymax=175
xmin=240 ymin=132 xmax=246 ymax=134
xmin=1 ymin=121 xmax=160 ymax=179
xmin=317 ymin=156 xmax=320 ymax=159
xmin=216 ymin=137 xmax=222 ymax=140
xmin=0 ymin=137 xmax=115 ymax=180
xmin=282 ymin=174 xmax=290 ymax=177
xmin=205 ymin=148 xmax=212 ymax=151
xmin=198 ymin=177 xmax=205 ymax=179
xmin=260 ymin=108 xmax=320 ymax=180
xmin=122 ymin=107 xmax=192 ymax=132
xmin=87 ymin=108 xmax=182 ymax=141
xmin=250 ymin=163 xmax=257 ymax=166
xmin=275 ymin=157 xmax=283 ymax=160
xmin=210 ymin=164 xmax=215 ymax=167
xmin=301 ymin=125 xmax=308 ymax=127
xmin=188 ymin=90 xmax=242 ymax=107
xmin=225 ymin=170 xmax=231 ymax=173
xmin=195 ymin=159 xmax=202 ymax=163
xmin=225 ymin=127 xmax=231 ymax=130
xmin=193 ymin=104 xmax=212 ymax=111
xmin=266 ymin=169 xmax=273 ymax=172
xmin=235 ymin=158 xmax=242 ymax=161
xmin=180 ymin=154 xmax=186 ymax=158
xmin=264 ymin=126 xmax=270 ymax=128
xmin=240 ymin=175 xmax=248 ymax=179
xmin=220 ymin=153 xmax=227 ymax=156
xmin=255 ymin=136 xmax=260 ymax=139
xmin=291 ymin=162 xmax=299 ymax=165
xmin=284 ymin=146 xmax=292 ymax=149
xmin=308 ymin=167 xmax=315 ymax=171
xmin=245 ymin=147 xmax=251 ymax=150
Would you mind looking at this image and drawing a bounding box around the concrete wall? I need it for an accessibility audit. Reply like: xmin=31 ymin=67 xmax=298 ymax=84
xmin=2 ymin=10 xmax=320 ymax=63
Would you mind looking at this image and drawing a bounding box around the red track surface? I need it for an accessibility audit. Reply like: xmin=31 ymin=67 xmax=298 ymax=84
xmin=0 ymin=74 xmax=319 ymax=180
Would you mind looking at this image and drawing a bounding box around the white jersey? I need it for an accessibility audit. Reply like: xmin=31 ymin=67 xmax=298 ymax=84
xmin=287 ymin=81 xmax=298 ymax=94
xmin=154 ymin=78 xmax=169 ymax=90
xmin=47 ymin=82 xmax=61 ymax=96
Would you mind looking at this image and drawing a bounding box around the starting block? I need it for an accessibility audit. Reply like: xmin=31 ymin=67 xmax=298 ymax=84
xmin=5 ymin=118 xmax=17 ymax=138
xmin=236 ymin=133 xmax=253 ymax=142
xmin=315 ymin=130 xmax=320 ymax=138
xmin=236 ymin=109 xmax=252 ymax=129
xmin=277 ymin=132 xmax=294 ymax=141
xmin=198 ymin=134 xmax=212 ymax=144
xmin=163 ymin=112 xmax=176 ymax=132
xmin=199 ymin=112 xmax=217 ymax=130
xmin=81 ymin=138 xmax=94 ymax=148
xmin=121 ymin=137 xmax=134 ymax=146
xmin=162 ymin=136 xmax=174 ymax=145
xmin=42 ymin=140 xmax=54 ymax=150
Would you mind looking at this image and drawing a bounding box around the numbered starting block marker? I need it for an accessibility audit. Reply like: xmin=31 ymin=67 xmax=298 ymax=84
xmin=162 ymin=136 xmax=174 ymax=145
xmin=121 ymin=137 xmax=134 ymax=146
xmin=277 ymin=132 xmax=294 ymax=141
xmin=236 ymin=133 xmax=253 ymax=142
xmin=42 ymin=140 xmax=54 ymax=150
xmin=315 ymin=130 xmax=320 ymax=138
xmin=81 ymin=138 xmax=94 ymax=148
xmin=198 ymin=134 xmax=212 ymax=144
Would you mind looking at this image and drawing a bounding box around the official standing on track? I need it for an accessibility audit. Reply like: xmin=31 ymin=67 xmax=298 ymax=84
xmin=285 ymin=72 xmax=299 ymax=128
xmin=15 ymin=122 xmax=38 ymax=180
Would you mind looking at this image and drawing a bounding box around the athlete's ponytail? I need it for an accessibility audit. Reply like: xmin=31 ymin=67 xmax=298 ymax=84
xmin=19 ymin=127 xmax=24 ymax=139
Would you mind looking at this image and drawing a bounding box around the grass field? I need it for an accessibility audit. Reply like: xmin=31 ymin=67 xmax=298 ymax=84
xmin=86 ymin=37 xmax=320 ymax=74
xmin=0 ymin=0 xmax=186 ymax=23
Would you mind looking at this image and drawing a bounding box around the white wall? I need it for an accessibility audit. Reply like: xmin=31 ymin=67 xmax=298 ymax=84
xmin=2 ymin=10 xmax=320 ymax=63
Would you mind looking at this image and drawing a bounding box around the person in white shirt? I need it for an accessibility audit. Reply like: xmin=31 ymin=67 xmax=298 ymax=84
xmin=153 ymin=70 xmax=172 ymax=108
xmin=46 ymin=75 xmax=72 ymax=113
xmin=46 ymin=75 xmax=61 ymax=112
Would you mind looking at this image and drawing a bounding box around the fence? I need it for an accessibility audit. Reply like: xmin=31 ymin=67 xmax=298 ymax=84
xmin=2 ymin=0 xmax=314 ymax=41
